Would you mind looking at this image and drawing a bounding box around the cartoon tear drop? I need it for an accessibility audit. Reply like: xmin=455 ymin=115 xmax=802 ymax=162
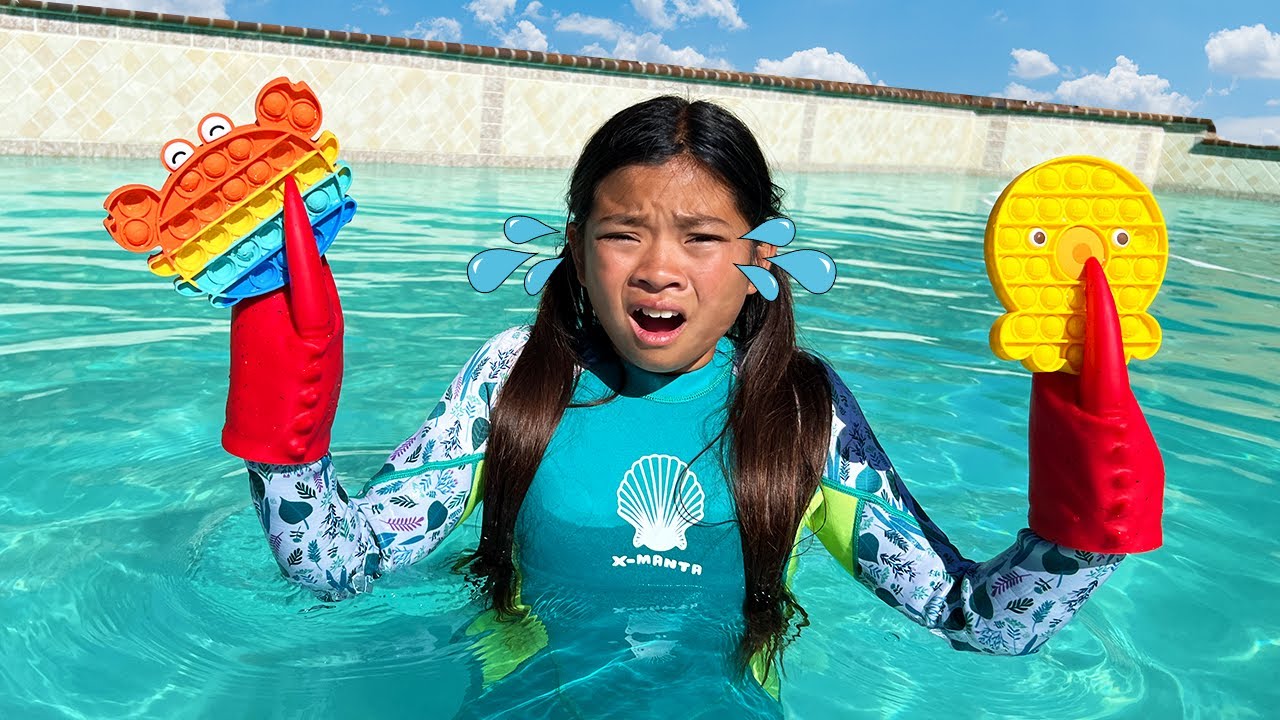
xmin=504 ymin=215 xmax=560 ymax=244
xmin=736 ymin=264 xmax=779 ymax=301
xmin=742 ymin=217 xmax=795 ymax=247
xmin=772 ymin=250 xmax=836 ymax=294
xmin=467 ymin=248 xmax=537 ymax=293
xmin=523 ymin=257 xmax=562 ymax=295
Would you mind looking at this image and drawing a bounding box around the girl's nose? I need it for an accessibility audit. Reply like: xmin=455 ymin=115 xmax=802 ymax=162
xmin=631 ymin=240 xmax=685 ymax=291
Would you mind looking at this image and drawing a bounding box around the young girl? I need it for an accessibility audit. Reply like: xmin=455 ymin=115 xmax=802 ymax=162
xmin=223 ymin=96 xmax=1164 ymax=718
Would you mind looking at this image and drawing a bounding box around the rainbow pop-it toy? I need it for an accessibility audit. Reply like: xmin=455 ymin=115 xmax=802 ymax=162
xmin=985 ymin=156 xmax=1169 ymax=374
xmin=103 ymin=76 xmax=355 ymax=307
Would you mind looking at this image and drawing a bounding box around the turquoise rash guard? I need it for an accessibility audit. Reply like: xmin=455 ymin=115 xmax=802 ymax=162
xmin=504 ymin=334 xmax=771 ymax=716
xmin=523 ymin=329 xmax=741 ymax=578
xmin=519 ymin=332 xmax=745 ymax=616
xmin=245 ymin=325 xmax=1126 ymax=715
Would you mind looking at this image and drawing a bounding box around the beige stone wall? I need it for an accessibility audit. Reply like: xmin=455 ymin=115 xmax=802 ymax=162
xmin=803 ymin=97 xmax=988 ymax=172
xmin=1 ymin=12 xmax=494 ymax=164
xmin=2 ymin=10 xmax=1278 ymax=198
xmin=486 ymin=70 xmax=812 ymax=169
xmin=1155 ymin=131 xmax=1280 ymax=195
xmin=997 ymin=117 xmax=1165 ymax=186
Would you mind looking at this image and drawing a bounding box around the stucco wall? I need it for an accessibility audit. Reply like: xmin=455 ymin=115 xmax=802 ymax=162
xmin=2 ymin=6 xmax=1277 ymax=198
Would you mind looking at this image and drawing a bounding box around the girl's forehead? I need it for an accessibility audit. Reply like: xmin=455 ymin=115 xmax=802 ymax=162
xmin=592 ymin=160 xmax=744 ymax=224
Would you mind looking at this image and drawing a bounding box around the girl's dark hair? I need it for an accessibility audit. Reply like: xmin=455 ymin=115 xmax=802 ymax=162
xmin=456 ymin=95 xmax=833 ymax=682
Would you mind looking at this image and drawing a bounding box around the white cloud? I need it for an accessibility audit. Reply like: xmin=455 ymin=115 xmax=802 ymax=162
xmin=754 ymin=47 xmax=871 ymax=84
xmin=1267 ymin=98 xmax=1280 ymax=107
xmin=990 ymin=9 xmax=1008 ymax=23
xmin=613 ymin=31 xmax=731 ymax=69
xmin=1203 ymin=78 xmax=1236 ymax=97
xmin=463 ymin=1 xmax=547 ymax=51
xmin=499 ymin=19 xmax=549 ymax=52
xmin=353 ymin=1 xmax=391 ymax=16
xmin=557 ymin=13 xmax=626 ymax=40
xmin=560 ymin=14 xmax=729 ymax=69
xmin=405 ymin=17 xmax=463 ymax=43
xmin=632 ymin=0 xmax=745 ymax=31
xmin=90 ymin=0 xmax=228 ymax=16
xmin=1003 ymin=82 xmax=1054 ymax=102
xmin=1054 ymin=56 xmax=1196 ymax=115
xmin=1205 ymin=24 xmax=1280 ymax=78
xmin=466 ymin=0 xmax=516 ymax=26
xmin=673 ymin=0 xmax=745 ymax=30
xmin=633 ymin=0 xmax=673 ymax=29
xmin=1010 ymin=48 xmax=1058 ymax=79
xmin=522 ymin=1 xmax=545 ymax=20
xmin=1215 ymin=116 xmax=1280 ymax=146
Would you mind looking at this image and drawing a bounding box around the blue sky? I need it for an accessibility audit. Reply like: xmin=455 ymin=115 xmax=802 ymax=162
xmin=109 ymin=1 xmax=1280 ymax=144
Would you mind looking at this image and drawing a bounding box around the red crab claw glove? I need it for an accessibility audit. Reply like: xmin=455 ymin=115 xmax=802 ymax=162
xmin=1028 ymin=257 xmax=1164 ymax=554
xmin=221 ymin=175 xmax=344 ymax=464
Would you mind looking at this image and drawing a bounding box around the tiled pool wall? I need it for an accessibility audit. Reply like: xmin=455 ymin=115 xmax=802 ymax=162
xmin=4 ymin=1 xmax=1279 ymax=198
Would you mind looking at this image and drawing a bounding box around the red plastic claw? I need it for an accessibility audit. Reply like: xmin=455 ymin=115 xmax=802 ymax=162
xmin=1080 ymin=257 xmax=1131 ymax=414
xmin=282 ymin=176 xmax=333 ymax=339
xmin=222 ymin=175 xmax=345 ymax=465
xmin=1026 ymin=256 xmax=1164 ymax=554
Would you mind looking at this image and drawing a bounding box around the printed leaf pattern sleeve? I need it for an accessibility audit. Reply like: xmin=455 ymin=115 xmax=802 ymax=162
xmin=243 ymin=325 xmax=530 ymax=601
xmin=813 ymin=364 xmax=1126 ymax=655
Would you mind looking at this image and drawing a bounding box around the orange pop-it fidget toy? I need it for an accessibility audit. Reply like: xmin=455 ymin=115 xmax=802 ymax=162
xmin=103 ymin=76 xmax=354 ymax=306
xmin=985 ymin=156 xmax=1169 ymax=373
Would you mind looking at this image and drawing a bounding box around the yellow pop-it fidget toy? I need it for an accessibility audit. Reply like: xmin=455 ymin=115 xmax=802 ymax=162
xmin=985 ymin=156 xmax=1168 ymax=373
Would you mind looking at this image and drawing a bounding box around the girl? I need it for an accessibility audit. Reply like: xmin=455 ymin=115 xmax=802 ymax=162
xmin=223 ymin=96 xmax=1164 ymax=718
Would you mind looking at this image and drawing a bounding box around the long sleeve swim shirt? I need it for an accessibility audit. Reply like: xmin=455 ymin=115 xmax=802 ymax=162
xmin=244 ymin=325 xmax=1125 ymax=715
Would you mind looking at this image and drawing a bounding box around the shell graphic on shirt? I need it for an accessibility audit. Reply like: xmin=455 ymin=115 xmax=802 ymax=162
xmin=616 ymin=454 xmax=706 ymax=552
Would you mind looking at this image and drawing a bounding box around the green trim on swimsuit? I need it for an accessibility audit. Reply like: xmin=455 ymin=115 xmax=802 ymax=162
xmin=368 ymin=452 xmax=486 ymax=483
xmin=811 ymin=483 xmax=865 ymax=577
xmin=460 ymin=459 xmax=485 ymax=525
xmin=821 ymin=476 xmax=919 ymax=524
xmin=748 ymin=488 xmax=846 ymax=701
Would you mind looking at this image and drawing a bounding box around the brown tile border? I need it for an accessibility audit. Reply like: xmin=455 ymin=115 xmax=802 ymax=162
xmin=4 ymin=0 xmax=1262 ymax=140
xmin=1194 ymin=136 xmax=1280 ymax=160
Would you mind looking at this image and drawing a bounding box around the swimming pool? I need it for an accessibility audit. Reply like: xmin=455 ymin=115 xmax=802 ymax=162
xmin=2 ymin=157 xmax=1276 ymax=718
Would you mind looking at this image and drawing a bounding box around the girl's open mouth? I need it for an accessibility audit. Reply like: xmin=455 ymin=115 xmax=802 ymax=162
xmin=629 ymin=307 xmax=687 ymax=346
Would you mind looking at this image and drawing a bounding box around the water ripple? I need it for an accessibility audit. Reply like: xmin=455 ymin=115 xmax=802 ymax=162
xmin=2 ymin=161 xmax=1277 ymax=719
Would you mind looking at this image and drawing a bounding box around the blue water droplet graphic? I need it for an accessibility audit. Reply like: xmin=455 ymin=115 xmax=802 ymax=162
xmin=736 ymin=264 xmax=779 ymax=301
xmin=742 ymin=217 xmax=795 ymax=247
xmin=468 ymin=248 xmax=538 ymax=293
xmin=524 ymin=257 xmax=563 ymax=295
xmin=772 ymin=249 xmax=836 ymax=294
xmin=504 ymin=215 xmax=559 ymax=244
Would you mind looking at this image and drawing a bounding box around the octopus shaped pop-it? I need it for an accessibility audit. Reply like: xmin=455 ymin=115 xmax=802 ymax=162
xmin=103 ymin=77 xmax=356 ymax=306
xmin=985 ymin=156 xmax=1168 ymax=373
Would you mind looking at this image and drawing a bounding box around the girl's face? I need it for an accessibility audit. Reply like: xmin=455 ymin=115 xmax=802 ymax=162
xmin=569 ymin=156 xmax=775 ymax=374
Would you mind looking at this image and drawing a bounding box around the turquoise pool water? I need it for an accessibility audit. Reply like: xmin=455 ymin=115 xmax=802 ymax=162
xmin=2 ymin=157 xmax=1277 ymax=719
